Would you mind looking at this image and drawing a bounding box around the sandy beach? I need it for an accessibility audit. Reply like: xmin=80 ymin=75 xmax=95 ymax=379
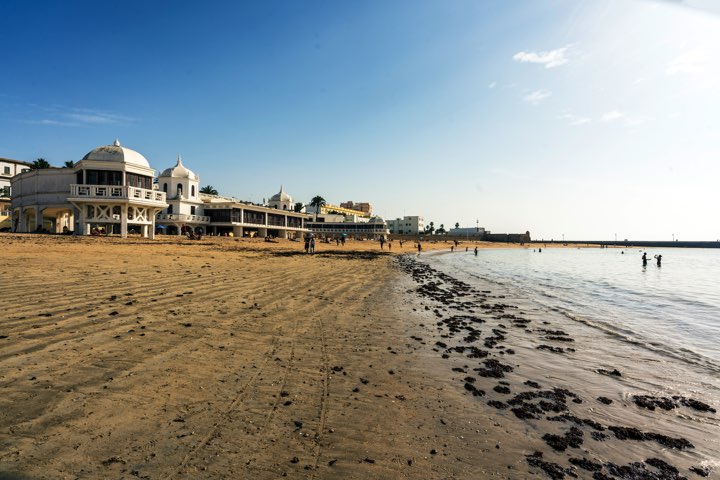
xmin=0 ymin=234 xmax=715 ymax=479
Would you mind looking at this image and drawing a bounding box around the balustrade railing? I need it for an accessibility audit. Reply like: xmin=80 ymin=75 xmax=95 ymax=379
xmin=70 ymin=184 xmax=166 ymax=203
xmin=156 ymin=213 xmax=210 ymax=223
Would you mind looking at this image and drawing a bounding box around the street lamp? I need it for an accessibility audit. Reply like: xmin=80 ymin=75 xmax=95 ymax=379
xmin=672 ymin=233 xmax=675 ymax=242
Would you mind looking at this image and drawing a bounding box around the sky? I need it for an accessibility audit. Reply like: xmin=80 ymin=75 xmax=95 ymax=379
xmin=1 ymin=0 xmax=719 ymax=241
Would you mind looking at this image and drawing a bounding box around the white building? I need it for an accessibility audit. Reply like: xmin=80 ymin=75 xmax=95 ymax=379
xmin=10 ymin=141 xmax=310 ymax=239
xmin=1 ymin=158 xmax=32 ymax=218
xmin=155 ymin=172 xmax=309 ymax=239
xmin=307 ymin=213 xmax=388 ymax=239
xmin=386 ymin=216 xmax=424 ymax=235
xmin=10 ymin=140 xmax=167 ymax=237
xmin=155 ymin=156 xmax=208 ymax=233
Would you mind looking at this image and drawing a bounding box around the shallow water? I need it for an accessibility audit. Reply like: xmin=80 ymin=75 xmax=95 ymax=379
xmin=430 ymin=247 xmax=720 ymax=375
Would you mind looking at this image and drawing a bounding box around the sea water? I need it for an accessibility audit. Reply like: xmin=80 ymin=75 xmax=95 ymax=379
xmin=426 ymin=247 xmax=720 ymax=380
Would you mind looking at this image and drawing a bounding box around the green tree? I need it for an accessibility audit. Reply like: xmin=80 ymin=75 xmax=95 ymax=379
xmin=31 ymin=158 xmax=51 ymax=170
xmin=309 ymin=195 xmax=326 ymax=221
xmin=429 ymin=221 xmax=435 ymax=235
xmin=455 ymin=222 xmax=460 ymax=230
xmin=437 ymin=224 xmax=446 ymax=235
xmin=294 ymin=202 xmax=304 ymax=213
xmin=200 ymin=185 xmax=218 ymax=195
xmin=64 ymin=160 xmax=75 ymax=168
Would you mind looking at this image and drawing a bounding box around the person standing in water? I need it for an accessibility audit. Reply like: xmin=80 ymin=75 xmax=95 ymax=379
xmin=474 ymin=246 xmax=478 ymax=256
xmin=642 ymin=252 xmax=648 ymax=266
xmin=655 ymin=254 xmax=662 ymax=267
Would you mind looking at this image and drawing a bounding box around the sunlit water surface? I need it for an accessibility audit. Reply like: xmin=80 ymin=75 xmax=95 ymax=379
xmin=428 ymin=247 xmax=720 ymax=376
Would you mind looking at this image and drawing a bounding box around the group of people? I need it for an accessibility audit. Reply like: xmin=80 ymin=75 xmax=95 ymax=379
xmin=304 ymin=235 xmax=316 ymax=254
xmin=642 ymin=252 xmax=662 ymax=267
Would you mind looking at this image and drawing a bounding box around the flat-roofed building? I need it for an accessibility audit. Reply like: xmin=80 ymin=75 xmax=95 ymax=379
xmin=339 ymin=201 xmax=372 ymax=215
xmin=1 ymin=157 xmax=32 ymax=218
xmin=386 ymin=215 xmax=424 ymax=235
xmin=307 ymin=214 xmax=388 ymax=239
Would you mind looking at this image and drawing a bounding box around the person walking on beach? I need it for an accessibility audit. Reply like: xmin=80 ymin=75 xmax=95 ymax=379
xmin=304 ymin=236 xmax=310 ymax=254
xmin=417 ymin=242 xmax=422 ymax=255
xmin=310 ymin=237 xmax=315 ymax=255
xmin=642 ymin=252 xmax=648 ymax=266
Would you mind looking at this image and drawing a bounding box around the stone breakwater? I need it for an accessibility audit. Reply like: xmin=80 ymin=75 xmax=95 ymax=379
xmin=395 ymin=255 xmax=715 ymax=479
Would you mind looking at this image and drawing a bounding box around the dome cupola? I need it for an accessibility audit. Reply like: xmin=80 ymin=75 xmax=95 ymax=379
xmin=81 ymin=139 xmax=150 ymax=168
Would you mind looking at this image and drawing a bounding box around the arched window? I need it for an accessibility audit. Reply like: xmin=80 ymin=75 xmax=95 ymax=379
xmin=191 ymin=185 xmax=195 ymax=197
xmin=177 ymin=184 xmax=183 ymax=197
xmin=163 ymin=183 xmax=168 ymax=193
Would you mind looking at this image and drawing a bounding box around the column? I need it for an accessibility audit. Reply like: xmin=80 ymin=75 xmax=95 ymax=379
xmin=233 ymin=225 xmax=243 ymax=237
xmin=34 ymin=206 xmax=42 ymax=231
xmin=120 ymin=205 xmax=128 ymax=238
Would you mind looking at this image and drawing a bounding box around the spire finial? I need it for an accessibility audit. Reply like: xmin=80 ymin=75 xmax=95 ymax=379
xmin=177 ymin=154 xmax=182 ymax=165
xmin=113 ymin=138 xmax=121 ymax=146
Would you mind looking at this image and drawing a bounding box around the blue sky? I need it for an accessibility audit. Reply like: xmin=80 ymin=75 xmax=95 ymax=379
xmin=2 ymin=0 xmax=719 ymax=240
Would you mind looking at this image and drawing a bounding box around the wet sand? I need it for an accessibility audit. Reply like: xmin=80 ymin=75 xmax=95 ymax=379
xmin=0 ymin=234 xmax=715 ymax=479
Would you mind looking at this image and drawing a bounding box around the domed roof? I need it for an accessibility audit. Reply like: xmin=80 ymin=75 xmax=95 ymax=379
xmin=159 ymin=155 xmax=198 ymax=180
xmin=368 ymin=216 xmax=385 ymax=223
xmin=269 ymin=185 xmax=293 ymax=203
xmin=81 ymin=139 xmax=150 ymax=168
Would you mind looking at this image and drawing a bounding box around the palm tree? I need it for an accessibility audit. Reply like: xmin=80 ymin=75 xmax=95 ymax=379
xmin=31 ymin=158 xmax=51 ymax=170
xmin=64 ymin=160 xmax=75 ymax=168
xmin=429 ymin=221 xmax=435 ymax=235
xmin=309 ymin=195 xmax=326 ymax=221
xmin=294 ymin=202 xmax=304 ymax=213
xmin=437 ymin=224 xmax=446 ymax=235
xmin=200 ymin=185 xmax=218 ymax=195
xmin=455 ymin=222 xmax=460 ymax=230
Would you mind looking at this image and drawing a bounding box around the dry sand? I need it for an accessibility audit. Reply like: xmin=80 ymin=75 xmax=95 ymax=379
xmin=1 ymin=234 xmax=713 ymax=480
xmin=0 ymin=234 xmax=531 ymax=479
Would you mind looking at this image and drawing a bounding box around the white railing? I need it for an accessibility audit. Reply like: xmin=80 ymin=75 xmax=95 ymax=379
xmin=70 ymin=184 xmax=166 ymax=203
xmin=156 ymin=213 xmax=210 ymax=223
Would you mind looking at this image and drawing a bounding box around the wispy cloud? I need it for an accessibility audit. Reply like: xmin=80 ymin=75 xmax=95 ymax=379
xmin=666 ymin=50 xmax=707 ymax=75
xmin=488 ymin=81 xmax=497 ymax=89
xmin=523 ymin=89 xmax=552 ymax=104
xmin=600 ymin=110 xmax=649 ymax=127
xmin=513 ymin=45 xmax=571 ymax=69
xmin=557 ymin=113 xmax=591 ymax=126
xmin=25 ymin=106 xmax=136 ymax=127
xmin=601 ymin=110 xmax=624 ymax=122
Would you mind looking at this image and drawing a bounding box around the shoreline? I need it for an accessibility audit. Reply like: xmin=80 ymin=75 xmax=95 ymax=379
xmin=0 ymin=235 xmax=716 ymax=479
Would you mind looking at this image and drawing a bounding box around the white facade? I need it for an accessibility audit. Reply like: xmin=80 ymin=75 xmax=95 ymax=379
xmin=307 ymin=215 xmax=388 ymax=239
xmin=154 ymin=163 xmax=309 ymax=239
xmin=386 ymin=215 xmax=424 ymax=235
xmin=155 ymin=156 xmax=207 ymax=232
xmin=1 ymin=158 xmax=32 ymax=202
xmin=10 ymin=140 xmax=167 ymax=237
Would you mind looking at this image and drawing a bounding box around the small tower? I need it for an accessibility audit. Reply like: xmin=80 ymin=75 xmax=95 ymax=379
xmin=268 ymin=185 xmax=294 ymax=210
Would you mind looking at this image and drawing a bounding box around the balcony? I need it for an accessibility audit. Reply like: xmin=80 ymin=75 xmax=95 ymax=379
xmin=69 ymin=184 xmax=166 ymax=204
xmin=156 ymin=213 xmax=210 ymax=223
